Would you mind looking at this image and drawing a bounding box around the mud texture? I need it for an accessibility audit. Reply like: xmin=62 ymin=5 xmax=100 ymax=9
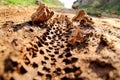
xmin=0 ymin=5 xmax=120 ymax=80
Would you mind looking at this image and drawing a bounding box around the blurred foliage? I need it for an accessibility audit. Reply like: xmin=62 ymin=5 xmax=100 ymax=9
xmin=94 ymin=0 xmax=120 ymax=14
xmin=0 ymin=0 xmax=36 ymax=5
xmin=87 ymin=11 xmax=102 ymax=17
xmin=73 ymin=0 xmax=120 ymax=15
xmin=0 ymin=0 xmax=64 ymax=7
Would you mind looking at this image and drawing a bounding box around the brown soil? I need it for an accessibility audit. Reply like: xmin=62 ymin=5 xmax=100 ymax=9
xmin=0 ymin=5 xmax=120 ymax=80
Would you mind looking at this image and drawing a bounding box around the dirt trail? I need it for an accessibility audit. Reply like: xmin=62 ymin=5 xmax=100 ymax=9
xmin=0 ymin=6 xmax=120 ymax=27
xmin=0 ymin=6 xmax=120 ymax=45
xmin=0 ymin=6 xmax=120 ymax=80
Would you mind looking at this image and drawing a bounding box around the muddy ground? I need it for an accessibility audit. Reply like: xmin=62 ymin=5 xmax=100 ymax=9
xmin=0 ymin=6 xmax=120 ymax=80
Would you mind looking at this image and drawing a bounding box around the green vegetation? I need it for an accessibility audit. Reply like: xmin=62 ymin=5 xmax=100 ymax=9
xmin=74 ymin=0 xmax=120 ymax=15
xmin=94 ymin=0 xmax=120 ymax=15
xmin=100 ymin=5 xmax=120 ymax=14
xmin=0 ymin=0 xmax=36 ymax=5
xmin=0 ymin=0 xmax=64 ymax=7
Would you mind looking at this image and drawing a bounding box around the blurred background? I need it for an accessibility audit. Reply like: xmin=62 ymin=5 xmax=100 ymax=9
xmin=0 ymin=0 xmax=120 ymax=16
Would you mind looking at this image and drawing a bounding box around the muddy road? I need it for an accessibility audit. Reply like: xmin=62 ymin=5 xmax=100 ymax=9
xmin=0 ymin=6 xmax=120 ymax=80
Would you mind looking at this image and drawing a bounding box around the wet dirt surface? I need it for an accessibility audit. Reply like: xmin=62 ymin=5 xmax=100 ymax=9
xmin=0 ymin=5 xmax=120 ymax=80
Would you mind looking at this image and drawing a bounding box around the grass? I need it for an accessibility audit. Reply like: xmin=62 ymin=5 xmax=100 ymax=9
xmin=0 ymin=0 xmax=36 ymax=6
xmin=0 ymin=0 xmax=64 ymax=7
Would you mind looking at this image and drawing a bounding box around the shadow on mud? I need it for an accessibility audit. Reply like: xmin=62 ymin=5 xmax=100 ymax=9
xmin=13 ymin=21 xmax=33 ymax=32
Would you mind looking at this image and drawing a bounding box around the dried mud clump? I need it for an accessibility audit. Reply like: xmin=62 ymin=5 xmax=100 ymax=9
xmin=72 ymin=10 xmax=94 ymax=24
xmin=68 ymin=10 xmax=94 ymax=45
xmin=68 ymin=26 xmax=83 ymax=44
xmin=31 ymin=3 xmax=54 ymax=24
